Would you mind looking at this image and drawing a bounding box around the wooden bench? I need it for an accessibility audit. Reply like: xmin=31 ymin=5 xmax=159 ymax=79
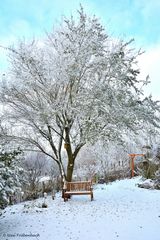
xmin=63 ymin=181 xmax=93 ymax=202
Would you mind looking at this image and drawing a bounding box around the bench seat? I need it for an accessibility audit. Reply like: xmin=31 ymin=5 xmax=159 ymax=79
xmin=64 ymin=191 xmax=92 ymax=195
xmin=63 ymin=181 xmax=93 ymax=201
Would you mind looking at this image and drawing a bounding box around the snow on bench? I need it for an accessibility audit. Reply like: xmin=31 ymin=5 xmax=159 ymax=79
xmin=63 ymin=181 xmax=94 ymax=202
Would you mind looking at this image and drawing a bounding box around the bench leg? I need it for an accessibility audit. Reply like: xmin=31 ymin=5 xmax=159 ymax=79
xmin=64 ymin=194 xmax=68 ymax=202
xmin=91 ymin=192 xmax=93 ymax=201
xmin=64 ymin=193 xmax=70 ymax=202
xmin=64 ymin=197 xmax=67 ymax=202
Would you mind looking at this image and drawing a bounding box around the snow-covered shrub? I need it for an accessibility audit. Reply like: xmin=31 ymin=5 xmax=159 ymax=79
xmin=137 ymin=144 xmax=160 ymax=189
xmin=0 ymin=147 xmax=25 ymax=209
xmin=135 ymin=144 xmax=160 ymax=180
xmin=141 ymin=160 xmax=158 ymax=179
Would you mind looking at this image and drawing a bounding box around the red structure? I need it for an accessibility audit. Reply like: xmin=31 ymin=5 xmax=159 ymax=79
xmin=128 ymin=154 xmax=145 ymax=178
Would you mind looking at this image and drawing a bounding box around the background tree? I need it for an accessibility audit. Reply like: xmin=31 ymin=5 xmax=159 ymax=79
xmin=22 ymin=152 xmax=59 ymax=199
xmin=22 ymin=152 xmax=46 ymax=199
xmin=74 ymin=141 xmax=131 ymax=182
xmin=0 ymin=7 xmax=160 ymax=182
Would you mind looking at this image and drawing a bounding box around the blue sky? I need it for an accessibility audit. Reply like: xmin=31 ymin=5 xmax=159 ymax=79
xmin=0 ymin=0 xmax=160 ymax=98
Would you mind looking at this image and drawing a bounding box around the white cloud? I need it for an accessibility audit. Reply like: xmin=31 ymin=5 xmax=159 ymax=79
xmin=138 ymin=44 xmax=160 ymax=100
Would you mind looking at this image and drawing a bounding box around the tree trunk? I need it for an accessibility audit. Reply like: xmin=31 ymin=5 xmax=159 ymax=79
xmin=65 ymin=145 xmax=84 ymax=182
xmin=64 ymin=126 xmax=85 ymax=182
xmin=64 ymin=126 xmax=74 ymax=182
xmin=65 ymin=144 xmax=75 ymax=181
xmin=65 ymin=145 xmax=83 ymax=181
xmin=66 ymin=160 xmax=74 ymax=182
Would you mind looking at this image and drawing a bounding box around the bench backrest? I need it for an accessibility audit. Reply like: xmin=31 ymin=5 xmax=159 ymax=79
xmin=66 ymin=181 xmax=92 ymax=191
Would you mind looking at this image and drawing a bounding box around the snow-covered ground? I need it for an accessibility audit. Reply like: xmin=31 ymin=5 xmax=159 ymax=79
xmin=0 ymin=177 xmax=160 ymax=240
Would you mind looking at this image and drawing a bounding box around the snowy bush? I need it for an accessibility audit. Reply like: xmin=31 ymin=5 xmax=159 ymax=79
xmin=0 ymin=147 xmax=25 ymax=209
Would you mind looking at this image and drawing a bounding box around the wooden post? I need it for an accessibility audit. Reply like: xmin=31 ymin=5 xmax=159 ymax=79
xmin=131 ymin=155 xmax=135 ymax=178
xmin=129 ymin=153 xmax=145 ymax=178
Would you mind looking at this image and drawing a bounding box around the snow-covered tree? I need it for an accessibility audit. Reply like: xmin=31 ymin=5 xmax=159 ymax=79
xmin=0 ymin=7 xmax=160 ymax=182
xmin=0 ymin=145 xmax=24 ymax=209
